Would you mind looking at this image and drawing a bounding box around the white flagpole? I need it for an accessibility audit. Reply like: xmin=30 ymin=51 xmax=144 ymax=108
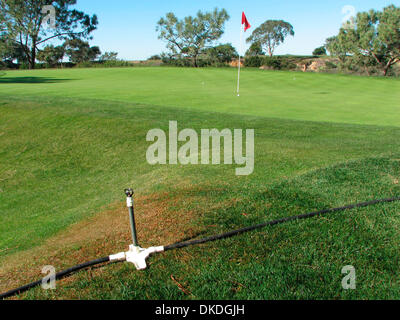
xmin=237 ymin=23 xmax=244 ymax=97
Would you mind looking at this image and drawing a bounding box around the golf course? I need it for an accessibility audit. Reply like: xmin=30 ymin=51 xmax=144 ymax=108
xmin=1 ymin=66 xmax=400 ymax=299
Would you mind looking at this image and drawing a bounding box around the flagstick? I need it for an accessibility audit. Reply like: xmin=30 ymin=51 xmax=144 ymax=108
xmin=237 ymin=24 xmax=244 ymax=97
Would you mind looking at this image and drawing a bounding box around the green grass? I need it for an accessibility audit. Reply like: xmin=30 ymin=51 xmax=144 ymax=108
xmin=0 ymin=67 xmax=399 ymax=299
xmin=1 ymin=67 xmax=399 ymax=126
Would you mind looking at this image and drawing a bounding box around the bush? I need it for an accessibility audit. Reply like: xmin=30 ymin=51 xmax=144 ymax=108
xmin=0 ymin=60 xmax=19 ymax=70
xmin=62 ymin=62 xmax=76 ymax=68
xmin=75 ymin=61 xmax=98 ymax=68
xmin=75 ymin=60 xmax=132 ymax=68
xmin=148 ymin=55 xmax=161 ymax=60
xmin=19 ymin=62 xmax=30 ymax=70
xmin=261 ymin=56 xmax=297 ymax=70
xmin=313 ymin=46 xmax=327 ymax=56
xmin=325 ymin=61 xmax=337 ymax=69
xmin=101 ymin=60 xmax=131 ymax=68
xmin=20 ymin=62 xmax=51 ymax=69
xmin=204 ymin=43 xmax=238 ymax=64
xmin=161 ymin=56 xmax=226 ymax=68
xmin=161 ymin=56 xmax=193 ymax=67
xmin=245 ymin=56 xmax=298 ymax=70
xmin=263 ymin=57 xmax=282 ymax=69
xmin=244 ymin=56 xmax=264 ymax=67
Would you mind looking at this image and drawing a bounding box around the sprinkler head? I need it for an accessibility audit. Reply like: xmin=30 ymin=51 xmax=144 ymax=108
xmin=125 ymin=188 xmax=134 ymax=197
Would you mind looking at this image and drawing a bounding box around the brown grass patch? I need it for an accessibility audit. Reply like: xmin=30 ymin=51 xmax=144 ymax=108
xmin=0 ymin=189 xmax=205 ymax=296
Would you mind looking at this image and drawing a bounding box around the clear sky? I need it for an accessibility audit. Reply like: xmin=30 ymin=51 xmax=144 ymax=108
xmin=72 ymin=0 xmax=398 ymax=60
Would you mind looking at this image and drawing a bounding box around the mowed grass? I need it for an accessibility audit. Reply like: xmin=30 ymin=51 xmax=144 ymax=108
xmin=0 ymin=67 xmax=399 ymax=299
xmin=1 ymin=67 xmax=400 ymax=126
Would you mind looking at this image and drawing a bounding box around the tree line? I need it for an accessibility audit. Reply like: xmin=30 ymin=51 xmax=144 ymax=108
xmin=1 ymin=2 xmax=399 ymax=76
xmin=156 ymin=8 xmax=295 ymax=67
xmin=157 ymin=5 xmax=399 ymax=76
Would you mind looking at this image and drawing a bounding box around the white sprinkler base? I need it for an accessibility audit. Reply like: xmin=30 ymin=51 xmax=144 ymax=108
xmin=109 ymin=245 xmax=164 ymax=270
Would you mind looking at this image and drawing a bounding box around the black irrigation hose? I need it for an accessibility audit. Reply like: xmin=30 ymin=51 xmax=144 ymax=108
xmin=164 ymin=197 xmax=400 ymax=251
xmin=0 ymin=257 xmax=110 ymax=300
xmin=2 ymin=196 xmax=400 ymax=300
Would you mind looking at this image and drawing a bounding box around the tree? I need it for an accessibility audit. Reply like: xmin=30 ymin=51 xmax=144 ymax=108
xmin=0 ymin=37 xmax=27 ymax=63
xmin=313 ymin=46 xmax=327 ymax=56
xmin=100 ymin=51 xmax=118 ymax=61
xmin=156 ymin=8 xmax=230 ymax=67
xmin=37 ymin=45 xmax=64 ymax=66
xmin=325 ymin=30 xmax=360 ymax=66
xmin=245 ymin=42 xmax=264 ymax=56
xmin=0 ymin=0 xmax=98 ymax=69
xmin=64 ymin=39 xmax=100 ymax=63
xmin=148 ymin=54 xmax=161 ymax=60
xmin=247 ymin=20 xmax=294 ymax=57
xmin=374 ymin=5 xmax=400 ymax=75
xmin=326 ymin=5 xmax=400 ymax=76
xmin=204 ymin=43 xmax=238 ymax=64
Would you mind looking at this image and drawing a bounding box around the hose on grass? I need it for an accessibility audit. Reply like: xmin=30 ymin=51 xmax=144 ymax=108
xmin=0 ymin=257 xmax=110 ymax=300
xmin=164 ymin=197 xmax=400 ymax=251
xmin=2 ymin=196 xmax=400 ymax=299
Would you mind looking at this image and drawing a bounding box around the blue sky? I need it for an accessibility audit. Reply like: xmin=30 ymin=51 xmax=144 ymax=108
xmin=73 ymin=0 xmax=398 ymax=60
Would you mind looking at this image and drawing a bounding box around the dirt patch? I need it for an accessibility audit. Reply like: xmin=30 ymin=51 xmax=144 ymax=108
xmin=0 ymin=190 xmax=204 ymax=295
xmin=230 ymin=59 xmax=243 ymax=68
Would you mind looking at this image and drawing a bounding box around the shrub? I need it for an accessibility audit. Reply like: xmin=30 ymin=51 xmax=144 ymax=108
xmin=0 ymin=60 xmax=19 ymax=70
xmin=204 ymin=43 xmax=238 ymax=64
xmin=148 ymin=55 xmax=161 ymax=60
xmin=261 ymin=56 xmax=297 ymax=70
xmin=161 ymin=56 xmax=226 ymax=68
xmin=75 ymin=60 xmax=132 ymax=68
xmin=102 ymin=60 xmax=131 ymax=68
xmin=244 ymin=56 xmax=264 ymax=67
xmin=325 ymin=61 xmax=337 ymax=69
xmin=279 ymin=57 xmax=297 ymax=70
xmin=263 ymin=56 xmax=282 ymax=69
xmin=161 ymin=56 xmax=193 ymax=67
xmin=313 ymin=46 xmax=327 ymax=56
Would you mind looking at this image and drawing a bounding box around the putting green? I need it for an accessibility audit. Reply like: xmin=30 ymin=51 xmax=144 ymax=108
xmin=1 ymin=67 xmax=399 ymax=127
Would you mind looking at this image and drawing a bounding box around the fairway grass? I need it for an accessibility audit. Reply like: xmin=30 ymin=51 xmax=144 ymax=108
xmin=0 ymin=67 xmax=399 ymax=299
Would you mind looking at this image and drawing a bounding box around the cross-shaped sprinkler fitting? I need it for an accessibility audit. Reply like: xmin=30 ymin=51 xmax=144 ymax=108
xmin=108 ymin=189 xmax=164 ymax=270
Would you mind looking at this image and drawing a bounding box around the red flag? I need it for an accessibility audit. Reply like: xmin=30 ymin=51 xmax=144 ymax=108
xmin=242 ymin=12 xmax=251 ymax=32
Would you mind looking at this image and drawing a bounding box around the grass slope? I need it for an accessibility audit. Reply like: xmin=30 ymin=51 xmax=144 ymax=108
xmin=0 ymin=67 xmax=399 ymax=299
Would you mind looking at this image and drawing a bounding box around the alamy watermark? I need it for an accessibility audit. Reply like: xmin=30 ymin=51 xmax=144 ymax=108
xmin=41 ymin=265 xmax=56 ymax=290
xmin=342 ymin=5 xmax=356 ymax=30
xmin=341 ymin=265 xmax=356 ymax=290
xmin=146 ymin=121 xmax=254 ymax=176
xmin=42 ymin=5 xmax=56 ymax=29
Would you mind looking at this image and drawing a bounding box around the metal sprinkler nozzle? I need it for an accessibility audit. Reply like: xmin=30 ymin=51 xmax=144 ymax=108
xmin=124 ymin=188 xmax=138 ymax=247
xmin=125 ymin=188 xmax=134 ymax=197
xmin=109 ymin=189 xmax=165 ymax=270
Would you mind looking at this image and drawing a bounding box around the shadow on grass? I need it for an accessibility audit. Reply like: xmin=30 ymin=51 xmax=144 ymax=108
xmin=0 ymin=77 xmax=72 ymax=84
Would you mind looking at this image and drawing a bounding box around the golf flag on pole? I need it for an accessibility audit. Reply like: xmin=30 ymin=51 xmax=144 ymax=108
xmin=237 ymin=12 xmax=251 ymax=96
xmin=242 ymin=12 xmax=251 ymax=32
